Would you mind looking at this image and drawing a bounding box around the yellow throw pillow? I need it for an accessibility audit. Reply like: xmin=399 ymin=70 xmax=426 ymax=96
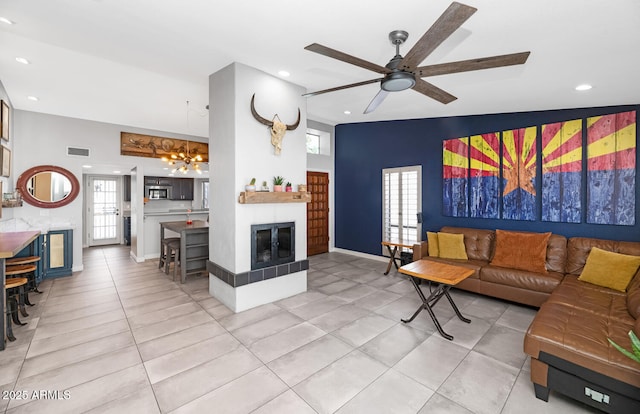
xmin=578 ymin=247 xmax=640 ymax=292
xmin=427 ymin=232 xmax=439 ymax=257
xmin=437 ymin=232 xmax=468 ymax=260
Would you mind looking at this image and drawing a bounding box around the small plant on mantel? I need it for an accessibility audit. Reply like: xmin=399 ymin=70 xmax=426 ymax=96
xmin=273 ymin=176 xmax=285 ymax=192
xmin=285 ymin=182 xmax=293 ymax=192
xmin=608 ymin=330 xmax=640 ymax=364
xmin=261 ymin=181 xmax=269 ymax=192
xmin=245 ymin=178 xmax=256 ymax=192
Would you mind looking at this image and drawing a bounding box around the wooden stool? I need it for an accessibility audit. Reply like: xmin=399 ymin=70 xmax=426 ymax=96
xmin=6 ymin=264 xmax=36 ymax=307
xmin=165 ymin=239 xmax=180 ymax=280
xmin=159 ymin=237 xmax=180 ymax=270
xmin=5 ymin=277 xmax=29 ymax=342
xmin=6 ymin=256 xmax=42 ymax=293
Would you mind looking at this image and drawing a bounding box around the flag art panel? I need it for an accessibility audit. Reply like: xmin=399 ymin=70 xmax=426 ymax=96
xmin=586 ymin=111 xmax=636 ymax=225
xmin=502 ymin=127 xmax=537 ymax=220
xmin=541 ymin=119 xmax=582 ymax=223
xmin=443 ymin=137 xmax=469 ymax=217
xmin=469 ymin=133 xmax=500 ymax=218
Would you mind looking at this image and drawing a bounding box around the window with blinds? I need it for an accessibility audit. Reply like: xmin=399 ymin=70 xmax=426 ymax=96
xmin=382 ymin=166 xmax=422 ymax=254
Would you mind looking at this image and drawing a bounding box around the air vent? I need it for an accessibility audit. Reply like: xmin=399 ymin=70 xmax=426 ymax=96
xmin=67 ymin=146 xmax=90 ymax=157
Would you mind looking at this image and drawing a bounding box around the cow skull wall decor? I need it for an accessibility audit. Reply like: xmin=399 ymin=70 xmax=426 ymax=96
xmin=250 ymin=94 xmax=301 ymax=155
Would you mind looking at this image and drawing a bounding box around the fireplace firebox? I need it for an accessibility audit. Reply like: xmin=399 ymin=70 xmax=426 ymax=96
xmin=251 ymin=222 xmax=295 ymax=270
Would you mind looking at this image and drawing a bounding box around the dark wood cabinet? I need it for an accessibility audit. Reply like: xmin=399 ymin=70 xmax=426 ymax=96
xmin=123 ymin=175 xmax=131 ymax=201
xmin=144 ymin=176 xmax=172 ymax=186
xmin=171 ymin=178 xmax=194 ymax=200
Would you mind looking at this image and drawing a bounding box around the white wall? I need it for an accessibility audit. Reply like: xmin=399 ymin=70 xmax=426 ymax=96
xmin=210 ymin=63 xmax=308 ymax=274
xmin=306 ymin=119 xmax=335 ymax=251
xmin=12 ymin=110 xmax=206 ymax=270
xmin=0 ymin=81 xmax=15 ymax=222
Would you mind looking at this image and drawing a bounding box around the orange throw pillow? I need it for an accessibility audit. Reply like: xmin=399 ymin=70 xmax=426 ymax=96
xmin=490 ymin=230 xmax=551 ymax=273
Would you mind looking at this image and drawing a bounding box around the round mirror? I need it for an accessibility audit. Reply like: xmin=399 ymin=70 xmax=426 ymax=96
xmin=16 ymin=165 xmax=80 ymax=208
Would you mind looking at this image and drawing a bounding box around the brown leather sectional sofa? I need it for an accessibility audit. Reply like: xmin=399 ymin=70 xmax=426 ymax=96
xmin=412 ymin=227 xmax=640 ymax=413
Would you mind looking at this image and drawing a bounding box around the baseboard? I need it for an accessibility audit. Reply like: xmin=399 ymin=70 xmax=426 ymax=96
xmin=331 ymin=247 xmax=388 ymax=263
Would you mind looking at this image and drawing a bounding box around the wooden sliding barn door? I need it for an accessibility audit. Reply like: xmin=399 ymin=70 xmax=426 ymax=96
xmin=307 ymin=171 xmax=329 ymax=256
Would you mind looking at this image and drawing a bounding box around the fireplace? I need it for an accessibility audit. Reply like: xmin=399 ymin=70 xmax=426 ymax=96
xmin=251 ymin=222 xmax=295 ymax=270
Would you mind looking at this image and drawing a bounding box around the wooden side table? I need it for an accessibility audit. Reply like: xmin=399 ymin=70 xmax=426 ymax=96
xmin=381 ymin=240 xmax=415 ymax=275
xmin=399 ymin=259 xmax=474 ymax=340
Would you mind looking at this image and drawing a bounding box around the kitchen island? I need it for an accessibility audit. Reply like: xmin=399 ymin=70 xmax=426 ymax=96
xmin=160 ymin=220 xmax=209 ymax=283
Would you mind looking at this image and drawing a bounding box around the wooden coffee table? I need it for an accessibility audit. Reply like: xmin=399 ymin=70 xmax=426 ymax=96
xmin=399 ymin=259 xmax=474 ymax=340
xmin=381 ymin=241 xmax=415 ymax=275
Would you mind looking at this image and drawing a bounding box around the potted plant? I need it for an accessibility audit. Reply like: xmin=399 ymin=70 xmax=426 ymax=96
xmin=273 ymin=176 xmax=285 ymax=192
xmin=245 ymin=178 xmax=256 ymax=192
xmin=608 ymin=330 xmax=640 ymax=364
xmin=261 ymin=180 xmax=269 ymax=192
xmin=285 ymin=182 xmax=293 ymax=192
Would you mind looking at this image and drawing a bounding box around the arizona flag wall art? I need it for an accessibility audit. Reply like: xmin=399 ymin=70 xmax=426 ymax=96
xmin=502 ymin=127 xmax=537 ymax=220
xmin=443 ymin=137 xmax=469 ymax=217
xmin=469 ymin=132 xmax=500 ymax=218
xmin=586 ymin=111 xmax=636 ymax=225
xmin=541 ymin=119 xmax=583 ymax=223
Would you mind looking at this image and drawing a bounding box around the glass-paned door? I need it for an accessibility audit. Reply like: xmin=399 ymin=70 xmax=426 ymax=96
xmin=382 ymin=166 xmax=422 ymax=254
xmin=88 ymin=176 xmax=121 ymax=246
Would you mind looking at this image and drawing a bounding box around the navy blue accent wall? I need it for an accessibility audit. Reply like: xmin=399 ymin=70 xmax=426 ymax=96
xmin=335 ymin=104 xmax=640 ymax=256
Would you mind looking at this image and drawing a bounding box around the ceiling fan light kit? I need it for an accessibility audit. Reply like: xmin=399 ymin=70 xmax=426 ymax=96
xmin=303 ymin=1 xmax=530 ymax=114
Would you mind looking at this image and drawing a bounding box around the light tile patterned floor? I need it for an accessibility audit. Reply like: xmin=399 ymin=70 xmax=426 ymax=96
xmin=0 ymin=247 xmax=600 ymax=413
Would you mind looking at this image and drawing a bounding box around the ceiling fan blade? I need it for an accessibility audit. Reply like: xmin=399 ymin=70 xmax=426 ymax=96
xmin=364 ymin=90 xmax=390 ymax=114
xmin=415 ymin=51 xmax=531 ymax=77
xmin=305 ymin=43 xmax=391 ymax=74
xmin=412 ymin=78 xmax=457 ymax=104
xmin=303 ymin=78 xmax=382 ymax=97
xmin=400 ymin=2 xmax=477 ymax=71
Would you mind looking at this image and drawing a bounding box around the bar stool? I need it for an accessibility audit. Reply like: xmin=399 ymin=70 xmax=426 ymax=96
xmin=159 ymin=237 xmax=180 ymax=271
xmin=5 ymin=264 xmax=36 ymax=308
xmin=5 ymin=277 xmax=29 ymax=342
xmin=6 ymin=256 xmax=42 ymax=293
xmin=164 ymin=239 xmax=181 ymax=280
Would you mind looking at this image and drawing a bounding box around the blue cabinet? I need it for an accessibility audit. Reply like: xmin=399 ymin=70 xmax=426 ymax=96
xmin=16 ymin=229 xmax=73 ymax=280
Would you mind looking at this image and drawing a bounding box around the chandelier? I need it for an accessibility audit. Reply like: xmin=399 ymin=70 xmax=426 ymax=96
xmin=162 ymin=141 xmax=203 ymax=174
xmin=161 ymin=100 xmax=204 ymax=174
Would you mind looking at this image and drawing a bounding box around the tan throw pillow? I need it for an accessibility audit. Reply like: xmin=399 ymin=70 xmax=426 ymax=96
xmin=578 ymin=247 xmax=640 ymax=292
xmin=437 ymin=232 xmax=468 ymax=260
xmin=427 ymin=232 xmax=439 ymax=257
xmin=490 ymin=230 xmax=551 ymax=273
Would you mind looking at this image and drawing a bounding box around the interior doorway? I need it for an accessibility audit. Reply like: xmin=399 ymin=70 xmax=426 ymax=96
xmin=87 ymin=175 xmax=122 ymax=246
xmin=307 ymin=171 xmax=329 ymax=256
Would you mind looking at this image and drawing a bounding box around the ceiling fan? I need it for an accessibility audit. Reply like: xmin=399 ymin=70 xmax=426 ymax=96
xmin=303 ymin=1 xmax=530 ymax=114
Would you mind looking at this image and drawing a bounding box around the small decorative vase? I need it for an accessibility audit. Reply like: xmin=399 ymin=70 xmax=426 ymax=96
xmin=273 ymin=185 xmax=283 ymax=192
xmin=285 ymin=186 xmax=293 ymax=192
xmin=298 ymin=184 xmax=307 ymax=192
xmin=245 ymin=185 xmax=256 ymax=192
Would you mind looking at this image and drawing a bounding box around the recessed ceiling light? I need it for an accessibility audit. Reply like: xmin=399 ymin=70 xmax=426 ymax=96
xmin=27 ymin=96 xmax=38 ymax=101
xmin=113 ymin=170 xmax=121 ymax=174
xmin=0 ymin=17 xmax=14 ymax=25
xmin=575 ymin=84 xmax=592 ymax=91
xmin=278 ymin=70 xmax=290 ymax=77
xmin=15 ymin=57 xmax=29 ymax=64
xmin=168 ymin=173 xmax=174 ymax=177
xmin=163 ymin=167 xmax=169 ymax=170
xmin=82 ymin=165 xmax=92 ymax=169
xmin=344 ymin=110 xmax=351 ymax=115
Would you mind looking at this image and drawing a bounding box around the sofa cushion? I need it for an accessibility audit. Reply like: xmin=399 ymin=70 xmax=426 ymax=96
xmin=546 ymin=234 xmax=568 ymax=274
xmin=437 ymin=232 xmax=468 ymax=260
xmin=490 ymin=230 xmax=551 ymax=273
xmin=480 ymin=265 xmax=563 ymax=293
xmin=440 ymin=226 xmax=495 ymax=261
xmin=566 ymin=237 xmax=640 ymax=276
xmin=547 ymin=275 xmax=629 ymax=321
xmin=524 ymin=301 xmax=640 ymax=387
xmin=427 ymin=231 xmax=439 ymax=257
xmin=578 ymin=247 xmax=640 ymax=292
xmin=627 ymin=272 xmax=640 ymax=319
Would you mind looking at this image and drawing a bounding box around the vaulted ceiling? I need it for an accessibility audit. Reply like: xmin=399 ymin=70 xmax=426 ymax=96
xmin=1 ymin=0 xmax=639 ymax=138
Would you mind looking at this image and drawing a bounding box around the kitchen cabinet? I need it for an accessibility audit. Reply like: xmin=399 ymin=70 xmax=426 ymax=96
xmin=171 ymin=178 xmax=194 ymax=200
xmin=123 ymin=175 xmax=131 ymax=201
xmin=15 ymin=229 xmax=73 ymax=281
xmin=144 ymin=176 xmax=173 ymax=186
